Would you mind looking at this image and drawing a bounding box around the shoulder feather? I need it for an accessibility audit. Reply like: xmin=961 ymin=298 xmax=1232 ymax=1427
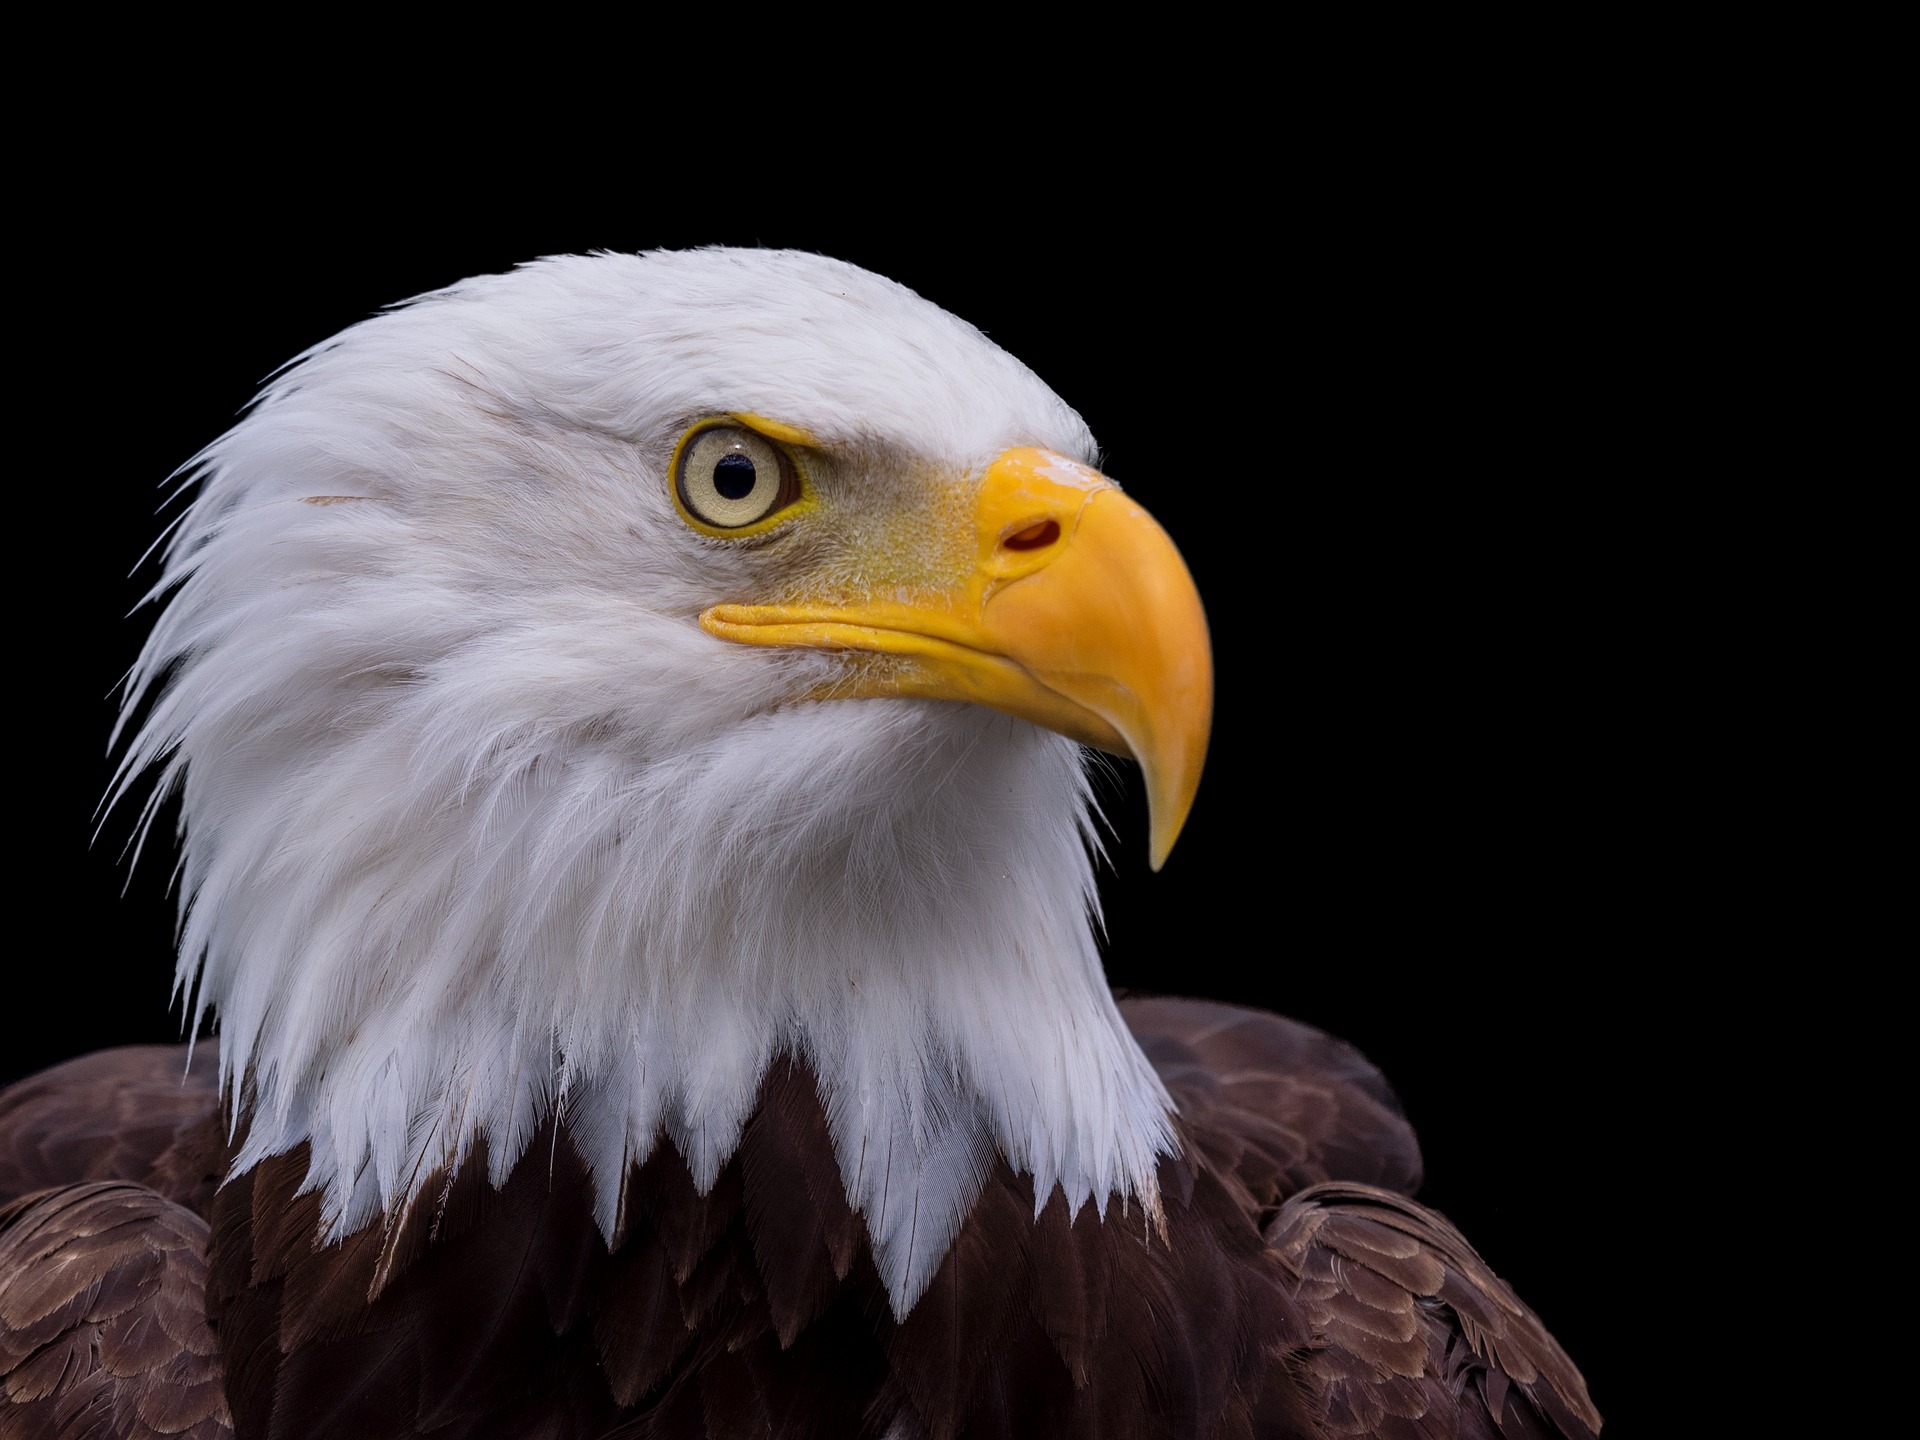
xmin=1121 ymin=996 xmax=1423 ymax=1214
xmin=0 ymin=1045 xmax=224 ymax=1213
xmin=1267 ymin=1182 xmax=1601 ymax=1438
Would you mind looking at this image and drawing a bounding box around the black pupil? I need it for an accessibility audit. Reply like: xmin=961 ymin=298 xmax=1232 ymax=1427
xmin=714 ymin=453 xmax=758 ymax=501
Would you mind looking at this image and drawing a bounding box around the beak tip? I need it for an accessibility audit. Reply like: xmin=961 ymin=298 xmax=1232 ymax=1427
xmin=1145 ymin=809 xmax=1183 ymax=873
xmin=1141 ymin=742 xmax=1205 ymax=876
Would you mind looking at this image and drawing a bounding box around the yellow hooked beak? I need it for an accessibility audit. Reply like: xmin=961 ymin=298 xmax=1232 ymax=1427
xmin=701 ymin=448 xmax=1212 ymax=869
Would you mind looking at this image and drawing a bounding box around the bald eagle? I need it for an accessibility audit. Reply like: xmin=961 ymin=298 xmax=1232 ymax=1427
xmin=1 ymin=250 xmax=1598 ymax=1438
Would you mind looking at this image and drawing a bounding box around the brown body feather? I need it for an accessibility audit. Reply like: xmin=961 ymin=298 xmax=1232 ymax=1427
xmin=0 ymin=1001 xmax=1599 ymax=1438
xmin=0 ymin=1183 xmax=231 ymax=1440
xmin=0 ymin=1045 xmax=225 ymax=1215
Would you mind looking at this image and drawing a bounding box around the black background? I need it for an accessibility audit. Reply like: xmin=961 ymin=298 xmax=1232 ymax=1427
xmin=16 ymin=122 xmax=1678 ymax=1429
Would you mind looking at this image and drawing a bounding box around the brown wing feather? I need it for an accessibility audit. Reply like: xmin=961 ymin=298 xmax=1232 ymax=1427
xmin=1267 ymin=1182 xmax=1601 ymax=1439
xmin=0 ymin=1045 xmax=225 ymax=1214
xmin=1120 ymin=996 xmax=1424 ymax=1215
xmin=0 ymin=1180 xmax=232 ymax=1439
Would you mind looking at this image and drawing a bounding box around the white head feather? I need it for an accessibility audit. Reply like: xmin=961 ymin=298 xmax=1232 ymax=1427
xmin=116 ymin=249 xmax=1176 ymax=1314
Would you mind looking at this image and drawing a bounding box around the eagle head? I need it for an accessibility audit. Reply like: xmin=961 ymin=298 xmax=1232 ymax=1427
xmin=118 ymin=249 xmax=1212 ymax=1312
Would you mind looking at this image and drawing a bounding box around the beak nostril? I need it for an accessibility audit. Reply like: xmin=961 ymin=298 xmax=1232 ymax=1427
xmin=1002 ymin=519 xmax=1060 ymax=552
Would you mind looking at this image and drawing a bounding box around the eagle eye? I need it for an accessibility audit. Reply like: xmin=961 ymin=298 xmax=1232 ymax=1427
xmin=674 ymin=424 xmax=803 ymax=532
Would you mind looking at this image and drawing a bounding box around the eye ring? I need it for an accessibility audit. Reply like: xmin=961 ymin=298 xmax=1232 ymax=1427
xmin=673 ymin=423 xmax=804 ymax=533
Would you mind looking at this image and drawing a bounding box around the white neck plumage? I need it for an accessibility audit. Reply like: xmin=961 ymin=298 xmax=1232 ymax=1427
xmin=141 ymin=662 xmax=1173 ymax=1314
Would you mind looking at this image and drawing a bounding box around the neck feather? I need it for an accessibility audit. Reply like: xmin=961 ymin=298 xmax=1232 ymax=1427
xmin=138 ymin=662 xmax=1173 ymax=1313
